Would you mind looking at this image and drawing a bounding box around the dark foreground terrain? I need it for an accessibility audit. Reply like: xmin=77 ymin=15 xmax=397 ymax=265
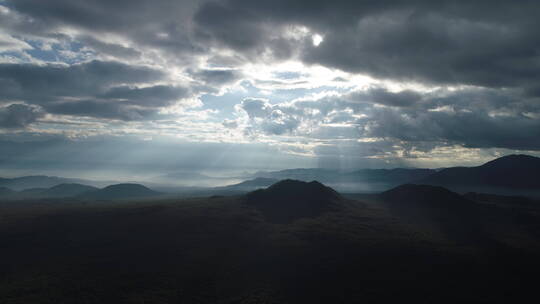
xmin=1 ymin=180 xmax=540 ymax=303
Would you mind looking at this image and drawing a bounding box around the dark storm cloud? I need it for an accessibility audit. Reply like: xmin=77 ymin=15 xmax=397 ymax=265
xmin=194 ymin=0 xmax=540 ymax=88
xmin=6 ymin=0 xmax=203 ymax=55
xmin=0 ymin=103 xmax=44 ymax=128
xmin=188 ymin=68 xmax=242 ymax=86
xmin=100 ymin=86 xmax=189 ymax=107
xmin=0 ymin=60 xmax=191 ymax=120
xmin=7 ymin=0 xmax=540 ymax=89
xmin=364 ymin=108 xmax=540 ymax=151
xmin=0 ymin=60 xmax=163 ymax=102
xmin=355 ymin=88 xmax=540 ymax=151
xmin=78 ymin=36 xmax=141 ymax=59
xmin=355 ymin=88 xmax=423 ymax=107
xmin=45 ymin=100 xmax=157 ymax=121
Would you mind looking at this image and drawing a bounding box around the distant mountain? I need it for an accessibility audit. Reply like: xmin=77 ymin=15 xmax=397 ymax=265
xmin=158 ymin=171 xmax=213 ymax=180
xmin=0 ymin=175 xmax=105 ymax=191
xmin=245 ymin=179 xmax=342 ymax=223
xmin=252 ymin=167 xmax=437 ymax=192
xmin=42 ymin=183 xmax=99 ymax=198
xmin=0 ymin=175 xmax=79 ymax=191
xmin=252 ymin=168 xmax=341 ymax=182
xmin=420 ymin=154 xmax=540 ymax=194
xmin=81 ymin=183 xmax=160 ymax=200
xmin=218 ymin=177 xmax=279 ymax=192
xmin=0 ymin=186 xmax=15 ymax=196
xmin=346 ymin=168 xmax=435 ymax=183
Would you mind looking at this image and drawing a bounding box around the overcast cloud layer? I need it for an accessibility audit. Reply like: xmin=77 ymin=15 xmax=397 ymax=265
xmin=0 ymin=0 xmax=539 ymax=178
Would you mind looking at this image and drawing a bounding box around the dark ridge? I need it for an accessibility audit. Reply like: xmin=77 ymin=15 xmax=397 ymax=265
xmin=81 ymin=183 xmax=160 ymax=200
xmin=379 ymin=184 xmax=499 ymax=247
xmin=380 ymin=184 xmax=467 ymax=205
xmin=419 ymin=154 xmax=540 ymax=190
xmin=19 ymin=188 xmax=48 ymax=194
xmin=480 ymin=154 xmax=540 ymax=170
xmin=245 ymin=179 xmax=342 ymax=224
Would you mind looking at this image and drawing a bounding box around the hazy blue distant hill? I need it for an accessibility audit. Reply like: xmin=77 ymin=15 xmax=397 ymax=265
xmin=0 ymin=175 xmax=78 ymax=191
xmin=252 ymin=168 xmax=341 ymax=182
xmin=81 ymin=183 xmax=160 ymax=200
xmin=346 ymin=168 xmax=435 ymax=183
xmin=420 ymin=154 xmax=540 ymax=194
xmin=0 ymin=175 xmax=104 ymax=191
xmin=0 ymin=186 xmax=15 ymax=196
xmin=218 ymin=177 xmax=279 ymax=192
xmin=251 ymin=167 xmax=437 ymax=192
xmin=42 ymin=183 xmax=99 ymax=198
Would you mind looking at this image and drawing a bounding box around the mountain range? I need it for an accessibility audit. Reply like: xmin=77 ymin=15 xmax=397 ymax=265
xmin=1 ymin=154 xmax=539 ymax=199
xmin=420 ymin=154 xmax=540 ymax=194
xmin=0 ymin=183 xmax=161 ymax=200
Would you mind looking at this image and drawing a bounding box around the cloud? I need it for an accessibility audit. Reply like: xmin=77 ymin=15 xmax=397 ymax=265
xmin=232 ymin=86 xmax=540 ymax=151
xmin=239 ymin=98 xmax=271 ymax=118
xmin=192 ymin=0 xmax=540 ymax=89
xmin=6 ymin=0 xmax=203 ymax=56
xmin=361 ymin=88 xmax=422 ymax=107
xmin=222 ymin=119 xmax=238 ymax=129
xmin=236 ymin=98 xmax=299 ymax=135
xmin=0 ymin=60 xmax=193 ymax=120
xmin=0 ymin=60 xmax=163 ymax=100
xmin=1 ymin=0 xmax=540 ymax=168
xmin=99 ymin=85 xmax=189 ymax=107
xmin=188 ymin=68 xmax=242 ymax=86
xmin=5 ymin=0 xmax=540 ymax=90
xmin=0 ymin=33 xmax=32 ymax=52
xmin=0 ymin=103 xmax=44 ymax=128
xmin=364 ymin=106 xmax=540 ymax=151
xmin=77 ymin=35 xmax=141 ymax=59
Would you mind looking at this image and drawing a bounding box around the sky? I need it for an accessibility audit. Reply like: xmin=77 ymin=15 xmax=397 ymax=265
xmin=1 ymin=0 xmax=540 ymax=180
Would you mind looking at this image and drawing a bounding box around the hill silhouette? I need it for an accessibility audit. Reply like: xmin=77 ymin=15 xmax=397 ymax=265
xmin=379 ymin=184 xmax=497 ymax=246
xmin=81 ymin=183 xmax=160 ymax=200
xmin=420 ymin=154 xmax=540 ymax=192
xmin=245 ymin=179 xmax=342 ymax=223
xmin=42 ymin=183 xmax=99 ymax=198
xmin=380 ymin=184 xmax=470 ymax=206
